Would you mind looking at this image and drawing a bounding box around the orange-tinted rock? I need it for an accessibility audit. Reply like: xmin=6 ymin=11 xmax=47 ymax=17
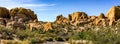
xmin=107 ymin=6 xmax=120 ymax=21
xmin=44 ymin=22 xmax=52 ymax=31
xmin=98 ymin=13 xmax=105 ymax=19
xmin=71 ymin=12 xmax=88 ymax=22
xmin=106 ymin=6 xmax=120 ymax=25
xmin=55 ymin=15 xmax=69 ymax=24
xmin=28 ymin=22 xmax=43 ymax=31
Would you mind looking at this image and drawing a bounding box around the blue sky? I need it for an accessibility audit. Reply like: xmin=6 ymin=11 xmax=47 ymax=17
xmin=0 ymin=0 xmax=120 ymax=22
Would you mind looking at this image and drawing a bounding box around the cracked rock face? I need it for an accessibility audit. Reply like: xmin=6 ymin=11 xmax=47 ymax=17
xmin=106 ymin=6 xmax=120 ymax=25
xmin=107 ymin=6 xmax=120 ymax=21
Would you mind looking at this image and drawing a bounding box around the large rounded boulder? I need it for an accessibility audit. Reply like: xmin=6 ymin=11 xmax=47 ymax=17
xmin=0 ymin=7 xmax=10 ymax=18
xmin=98 ymin=13 xmax=105 ymax=19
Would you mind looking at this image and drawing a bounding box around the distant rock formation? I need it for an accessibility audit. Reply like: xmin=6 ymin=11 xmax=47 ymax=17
xmin=98 ymin=13 xmax=105 ymax=19
xmin=10 ymin=7 xmax=38 ymax=22
xmin=71 ymin=12 xmax=88 ymax=22
xmin=55 ymin=15 xmax=69 ymax=24
xmin=0 ymin=7 xmax=38 ymax=30
xmin=0 ymin=6 xmax=120 ymax=31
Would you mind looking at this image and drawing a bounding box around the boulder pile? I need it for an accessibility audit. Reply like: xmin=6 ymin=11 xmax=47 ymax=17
xmin=0 ymin=6 xmax=120 ymax=31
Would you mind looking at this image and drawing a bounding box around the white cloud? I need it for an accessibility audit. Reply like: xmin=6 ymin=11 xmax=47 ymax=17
xmin=0 ymin=0 xmax=55 ymax=9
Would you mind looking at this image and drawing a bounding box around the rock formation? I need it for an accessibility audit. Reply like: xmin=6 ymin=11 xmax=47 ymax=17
xmin=44 ymin=22 xmax=53 ymax=31
xmin=0 ymin=6 xmax=120 ymax=31
xmin=55 ymin=15 xmax=69 ymax=24
xmin=71 ymin=12 xmax=88 ymax=22
xmin=107 ymin=6 xmax=120 ymax=25
xmin=107 ymin=6 xmax=120 ymax=21
xmin=10 ymin=7 xmax=38 ymax=22
xmin=98 ymin=13 xmax=105 ymax=19
xmin=0 ymin=7 xmax=10 ymax=18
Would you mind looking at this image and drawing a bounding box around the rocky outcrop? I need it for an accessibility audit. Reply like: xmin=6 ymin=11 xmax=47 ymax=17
xmin=107 ymin=6 xmax=120 ymax=21
xmin=0 ymin=7 xmax=10 ymax=18
xmin=6 ymin=21 xmax=26 ymax=29
xmin=10 ymin=7 xmax=38 ymax=22
xmin=44 ymin=22 xmax=53 ymax=31
xmin=98 ymin=13 xmax=105 ymax=19
xmin=71 ymin=12 xmax=88 ymax=22
xmin=55 ymin=15 xmax=69 ymax=24
xmin=106 ymin=6 xmax=120 ymax=25
xmin=0 ymin=6 xmax=120 ymax=31
xmin=28 ymin=22 xmax=44 ymax=31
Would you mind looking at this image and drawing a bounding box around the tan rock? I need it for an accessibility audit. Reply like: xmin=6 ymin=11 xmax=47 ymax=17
xmin=55 ymin=15 xmax=69 ymax=24
xmin=44 ymin=22 xmax=52 ymax=31
xmin=28 ymin=22 xmax=43 ymax=31
xmin=10 ymin=7 xmax=38 ymax=22
xmin=95 ymin=18 xmax=109 ymax=26
xmin=71 ymin=12 xmax=88 ymax=22
xmin=106 ymin=6 xmax=120 ymax=25
xmin=107 ymin=6 xmax=120 ymax=21
xmin=6 ymin=21 xmax=26 ymax=29
xmin=98 ymin=13 xmax=105 ymax=19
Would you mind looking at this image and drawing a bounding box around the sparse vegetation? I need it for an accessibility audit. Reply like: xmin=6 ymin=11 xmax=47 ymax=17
xmin=0 ymin=24 xmax=120 ymax=44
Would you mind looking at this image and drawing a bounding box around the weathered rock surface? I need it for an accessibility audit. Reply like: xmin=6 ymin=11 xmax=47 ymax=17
xmin=71 ymin=12 xmax=88 ymax=22
xmin=44 ymin=22 xmax=53 ymax=31
xmin=55 ymin=15 xmax=70 ymax=24
xmin=0 ymin=6 xmax=120 ymax=31
xmin=107 ymin=6 xmax=120 ymax=21
xmin=107 ymin=6 xmax=120 ymax=25
xmin=10 ymin=7 xmax=38 ymax=22
xmin=6 ymin=21 xmax=26 ymax=29
xmin=98 ymin=13 xmax=105 ymax=19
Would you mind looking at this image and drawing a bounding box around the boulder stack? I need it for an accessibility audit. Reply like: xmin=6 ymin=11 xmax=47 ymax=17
xmin=55 ymin=15 xmax=69 ymax=24
xmin=71 ymin=12 xmax=88 ymax=22
xmin=10 ymin=7 xmax=38 ymax=22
